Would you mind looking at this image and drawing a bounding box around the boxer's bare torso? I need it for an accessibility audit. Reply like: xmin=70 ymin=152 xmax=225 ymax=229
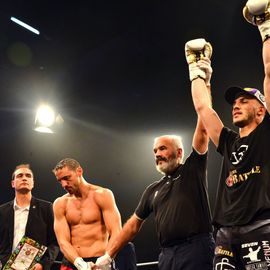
xmin=53 ymin=164 xmax=121 ymax=264
xmin=56 ymin=186 xmax=108 ymax=257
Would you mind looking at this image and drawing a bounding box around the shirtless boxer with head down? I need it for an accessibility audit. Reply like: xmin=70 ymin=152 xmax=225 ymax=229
xmin=52 ymin=158 xmax=121 ymax=270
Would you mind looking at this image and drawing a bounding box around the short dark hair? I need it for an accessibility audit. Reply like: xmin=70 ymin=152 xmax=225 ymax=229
xmin=53 ymin=158 xmax=81 ymax=174
xmin=12 ymin=164 xmax=33 ymax=180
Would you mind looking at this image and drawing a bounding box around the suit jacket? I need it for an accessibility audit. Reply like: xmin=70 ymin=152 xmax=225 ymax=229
xmin=0 ymin=197 xmax=59 ymax=270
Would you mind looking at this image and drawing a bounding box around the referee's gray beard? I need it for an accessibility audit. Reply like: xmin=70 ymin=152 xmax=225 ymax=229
xmin=156 ymin=157 xmax=179 ymax=176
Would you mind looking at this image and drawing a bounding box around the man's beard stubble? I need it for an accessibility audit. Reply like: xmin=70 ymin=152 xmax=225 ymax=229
xmin=233 ymin=109 xmax=256 ymax=128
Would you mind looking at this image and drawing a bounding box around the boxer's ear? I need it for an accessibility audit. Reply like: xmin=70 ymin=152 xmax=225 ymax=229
xmin=76 ymin=166 xmax=83 ymax=176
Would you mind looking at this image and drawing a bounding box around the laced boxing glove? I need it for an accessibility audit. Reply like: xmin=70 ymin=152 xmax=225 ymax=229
xmin=185 ymin=38 xmax=213 ymax=85
xmin=243 ymin=0 xmax=270 ymax=41
xmin=74 ymin=257 xmax=92 ymax=270
xmin=95 ymin=252 xmax=112 ymax=270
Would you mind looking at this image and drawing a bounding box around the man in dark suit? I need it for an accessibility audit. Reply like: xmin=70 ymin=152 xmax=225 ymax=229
xmin=0 ymin=164 xmax=59 ymax=270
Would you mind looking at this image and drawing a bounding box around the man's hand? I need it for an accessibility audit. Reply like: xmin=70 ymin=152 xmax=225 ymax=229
xmin=243 ymin=0 xmax=270 ymax=41
xmin=185 ymin=38 xmax=212 ymax=65
xmin=185 ymin=38 xmax=213 ymax=85
xmin=94 ymin=252 xmax=112 ymax=270
xmin=74 ymin=257 xmax=92 ymax=270
xmin=197 ymin=59 xmax=213 ymax=86
xmin=31 ymin=263 xmax=43 ymax=270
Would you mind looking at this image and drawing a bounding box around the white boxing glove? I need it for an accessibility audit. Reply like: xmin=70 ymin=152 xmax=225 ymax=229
xmin=243 ymin=0 xmax=270 ymax=41
xmin=185 ymin=38 xmax=212 ymax=64
xmin=95 ymin=252 xmax=112 ymax=270
xmin=74 ymin=257 xmax=91 ymax=270
xmin=185 ymin=38 xmax=213 ymax=84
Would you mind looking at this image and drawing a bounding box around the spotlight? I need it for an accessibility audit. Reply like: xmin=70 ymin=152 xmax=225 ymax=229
xmin=34 ymin=104 xmax=63 ymax=134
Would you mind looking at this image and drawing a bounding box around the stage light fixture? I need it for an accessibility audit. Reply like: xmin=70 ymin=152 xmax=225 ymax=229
xmin=10 ymin=17 xmax=40 ymax=35
xmin=34 ymin=104 xmax=63 ymax=134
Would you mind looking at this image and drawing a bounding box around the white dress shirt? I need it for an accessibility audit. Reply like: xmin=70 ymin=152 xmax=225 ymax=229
xmin=12 ymin=200 xmax=30 ymax=251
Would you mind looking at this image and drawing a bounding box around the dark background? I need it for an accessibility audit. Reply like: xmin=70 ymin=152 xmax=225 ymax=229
xmin=0 ymin=0 xmax=265 ymax=267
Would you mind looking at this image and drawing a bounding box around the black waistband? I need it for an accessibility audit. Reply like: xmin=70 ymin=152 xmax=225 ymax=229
xmin=162 ymin=232 xmax=213 ymax=248
xmin=218 ymin=219 xmax=270 ymax=235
